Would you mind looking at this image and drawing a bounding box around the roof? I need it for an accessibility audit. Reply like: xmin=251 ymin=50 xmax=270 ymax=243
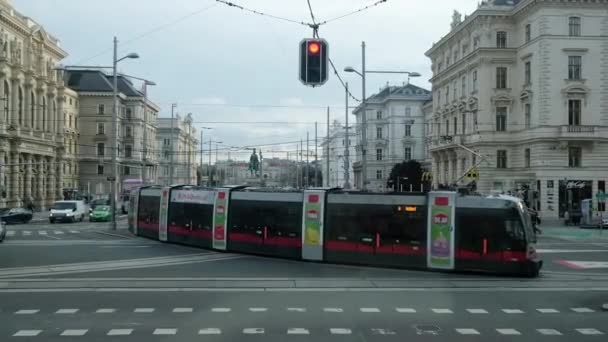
xmin=65 ymin=70 xmax=143 ymax=97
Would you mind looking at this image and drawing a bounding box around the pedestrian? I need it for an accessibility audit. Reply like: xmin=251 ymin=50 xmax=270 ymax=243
xmin=564 ymin=210 xmax=570 ymax=226
xmin=26 ymin=199 xmax=34 ymax=212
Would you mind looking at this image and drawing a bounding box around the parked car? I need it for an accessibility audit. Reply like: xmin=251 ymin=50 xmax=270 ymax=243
xmin=0 ymin=208 xmax=33 ymax=224
xmin=89 ymin=198 xmax=111 ymax=213
xmin=89 ymin=205 xmax=112 ymax=222
xmin=0 ymin=220 xmax=6 ymax=242
xmin=49 ymin=200 xmax=86 ymax=223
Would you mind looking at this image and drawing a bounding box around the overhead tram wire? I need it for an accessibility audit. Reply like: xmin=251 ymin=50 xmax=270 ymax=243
xmin=318 ymin=0 xmax=389 ymax=26
xmin=215 ymin=0 xmax=310 ymax=27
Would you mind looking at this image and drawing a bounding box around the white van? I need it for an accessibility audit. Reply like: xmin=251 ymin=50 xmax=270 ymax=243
xmin=49 ymin=200 xmax=86 ymax=223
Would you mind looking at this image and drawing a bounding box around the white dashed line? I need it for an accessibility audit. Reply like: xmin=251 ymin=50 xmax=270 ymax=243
xmin=23 ymin=231 xmax=31 ymax=235
xmin=396 ymin=308 xmax=416 ymax=313
xmin=13 ymin=330 xmax=42 ymax=337
xmin=243 ymin=328 xmax=265 ymax=334
xmin=537 ymin=308 xmax=559 ymax=313
xmin=324 ymin=308 xmax=343 ymax=312
xmin=15 ymin=309 xmax=39 ymax=314
xmin=287 ymin=307 xmax=306 ymax=312
xmin=572 ymin=307 xmax=595 ymax=313
xmin=107 ymin=329 xmax=133 ymax=336
xmin=287 ymin=328 xmax=310 ymax=335
xmin=153 ymin=328 xmax=177 ymax=335
xmin=69 ymin=230 xmax=80 ymax=234
xmin=172 ymin=308 xmax=193 ymax=313
xmin=371 ymin=328 xmax=396 ymax=335
xmin=330 ymin=328 xmax=352 ymax=335
xmin=502 ymin=309 xmax=524 ymax=314
xmin=537 ymin=329 xmax=562 ymax=335
xmin=54 ymin=230 xmax=64 ymax=235
xmin=249 ymin=307 xmax=268 ymax=312
xmin=432 ymin=308 xmax=453 ymax=314
xmin=39 ymin=231 xmax=47 ymax=235
xmin=134 ymin=308 xmax=155 ymax=313
xmin=96 ymin=308 xmax=116 ymax=313
xmin=211 ymin=308 xmax=231 ymax=312
xmin=60 ymin=329 xmax=88 ymax=336
xmin=7 ymin=230 xmax=15 ymax=236
xmin=456 ymin=328 xmax=480 ymax=335
xmin=576 ymin=328 xmax=604 ymax=335
xmin=198 ymin=328 xmax=221 ymax=335
xmin=467 ymin=308 xmax=488 ymax=314
xmin=55 ymin=308 xmax=79 ymax=314
xmin=360 ymin=307 xmax=380 ymax=313
xmin=497 ymin=329 xmax=521 ymax=335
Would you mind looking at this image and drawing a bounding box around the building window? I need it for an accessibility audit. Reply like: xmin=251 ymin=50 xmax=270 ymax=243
xmin=376 ymin=169 xmax=383 ymax=180
xmin=569 ymin=17 xmax=581 ymax=36
xmin=473 ymin=36 xmax=479 ymax=49
xmin=164 ymin=166 xmax=169 ymax=175
xmin=446 ymin=56 xmax=450 ymax=66
xmin=405 ymin=124 xmax=411 ymax=137
xmin=126 ymin=108 xmax=132 ymax=119
xmin=376 ymin=111 xmax=382 ymax=120
xmin=568 ymin=147 xmax=582 ymax=167
xmin=98 ymin=104 xmax=105 ymax=115
xmin=525 ymin=61 xmax=531 ymax=85
xmin=454 ymin=49 xmax=458 ymax=62
xmin=472 ymin=70 xmax=478 ymax=91
xmin=376 ymin=126 xmax=382 ymax=139
xmin=404 ymin=147 xmax=412 ymax=161
xmin=97 ymin=123 xmax=104 ymax=134
xmin=525 ymin=148 xmax=531 ymax=168
xmin=164 ymin=151 xmax=169 ymax=159
xmin=568 ymin=100 xmax=581 ymax=126
xmin=497 ymin=150 xmax=507 ymax=169
xmin=405 ymin=107 xmax=411 ymax=116
xmin=3 ymin=81 xmax=9 ymax=123
xmin=496 ymin=67 xmax=507 ymax=89
xmin=524 ymin=103 xmax=531 ymax=129
xmin=17 ymin=87 xmax=23 ymax=125
xmin=453 ymin=81 xmax=457 ymax=99
xmin=30 ymin=92 xmax=36 ymax=128
xmin=445 ymin=86 xmax=449 ymax=103
xmin=126 ymin=126 xmax=132 ymax=137
xmin=525 ymin=24 xmax=531 ymax=43
xmin=568 ymin=56 xmax=582 ymax=80
xmin=496 ymin=107 xmax=507 ymax=132
xmin=462 ymin=43 xmax=468 ymax=55
xmin=376 ymin=149 xmax=383 ymax=161
xmin=453 ymin=117 xmax=458 ymax=135
xmin=97 ymin=143 xmax=105 ymax=156
xmin=97 ymin=165 xmax=104 ymax=175
xmin=446 ymin=119 xmax=450 ymax=135
xmin=496 ymin=31 xmax=507 ymax=48
xmin=125 ymin=145 xmax=132 ymax=158
xmin=462 ymin=113 xmax=466 ymax=134
xmin=461 ymin=76 xmax=466 ymax=96
xmin=437 ymin=62 xmax=443 ymax=72
xmin=163 ymin=138 xmax=170 ymax=146
xmin=124 ymin=166 xmax=130 ymax=176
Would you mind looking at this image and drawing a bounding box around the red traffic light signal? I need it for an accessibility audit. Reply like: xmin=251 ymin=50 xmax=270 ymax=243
xmin=299 ymin=38 xmax=329 ymax=87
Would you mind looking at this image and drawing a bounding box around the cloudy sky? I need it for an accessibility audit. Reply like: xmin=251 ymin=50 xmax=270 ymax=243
xmin=17 ymin=0 xmax=478 ymax=160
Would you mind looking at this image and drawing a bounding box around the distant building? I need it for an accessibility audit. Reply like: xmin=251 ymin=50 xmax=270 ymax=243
xmin=320 ymin=120 xmax=356 ymax=188
xmin=353 ymin=83 xmax=432 ymax=191
xmin=425 ymin=0 xmax=608 ymax=219
xmin=156 ymin=114 xmax=197 ymax=185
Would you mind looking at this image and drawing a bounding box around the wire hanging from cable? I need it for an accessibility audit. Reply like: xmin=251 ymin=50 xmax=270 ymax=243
xmin=215 ymin=0 xmax=310 ymax=26
xmin=319 ymin=0 xmax=388 ymax=25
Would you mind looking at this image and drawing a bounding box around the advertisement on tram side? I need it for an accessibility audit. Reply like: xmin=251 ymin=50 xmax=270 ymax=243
xmin=427 ymin=192 xmax=456 ymax=270
xmin=212 ymin=189 xmax=229 ymax=250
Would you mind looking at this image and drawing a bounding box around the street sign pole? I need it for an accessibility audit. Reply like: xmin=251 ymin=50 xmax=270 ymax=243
xmin=596 ymin=192 xmax=606 ymax=234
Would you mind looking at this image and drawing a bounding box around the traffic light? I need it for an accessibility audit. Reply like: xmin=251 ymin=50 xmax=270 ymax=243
xmin=299 ymin=38 xmax=328 ymax=86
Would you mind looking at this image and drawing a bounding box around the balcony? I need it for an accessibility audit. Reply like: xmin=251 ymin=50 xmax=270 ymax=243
xmin=374 ymin=138 xmax=389 ymax=147
xmin=563 ymin=125 xmax=594 ymax=134
xmin=402 ymin=136 xmax=416 ymax=144
xmin=94 ymin=133 xmax=107 ymax=141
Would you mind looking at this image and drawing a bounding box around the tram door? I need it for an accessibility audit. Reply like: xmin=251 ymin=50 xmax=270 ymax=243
xmin=426 ymin=192 xmax=456 ymax=270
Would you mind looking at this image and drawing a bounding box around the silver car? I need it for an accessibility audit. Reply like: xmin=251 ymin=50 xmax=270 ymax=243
xmin=0 ymin=220 xmax=6 ymax=242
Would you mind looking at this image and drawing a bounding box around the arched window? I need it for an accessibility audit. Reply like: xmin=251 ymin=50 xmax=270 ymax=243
xmin=3 ymin=81 xmax=9 ymax=123
xmin=30 ymin=91 xmax=35 ymax=129
xmin=18 ymin=87 xmax=23 ymax=126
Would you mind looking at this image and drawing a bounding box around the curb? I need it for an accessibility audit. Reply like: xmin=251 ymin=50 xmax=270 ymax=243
xmin=93 ymin=230 xmax=135 ymax=239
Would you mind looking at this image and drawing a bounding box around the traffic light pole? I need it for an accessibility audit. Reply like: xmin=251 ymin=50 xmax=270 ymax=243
xmin=360 ymin=41 xmax=367 ymax=191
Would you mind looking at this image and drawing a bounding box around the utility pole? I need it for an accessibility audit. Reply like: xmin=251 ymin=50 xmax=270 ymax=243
xmin=344 ymin=83 xmax=351 ymax=189
xmin=110 ymin=37 xmax=118 ymax=231
xmin=199 ymin=130 xmax=204 ymax=185
xmin=300 ymin=140 xmax=303 ymax=189
xmin=306 ymin=132 xmax=309 ymax=189
xmin=326 ymin=107 xmax=330 ymax=188
xmin=169 ymin=103 xmax=177 ymax=184
xmin=186 ymin=115 xmax=192 ymax=184
xmin=208 ymin=140 xmax=212 ymax=186
xmin=361 ymin=41 xmax=367 ymax=191
xmin=314 ymin=122 xmax=318 ymax=187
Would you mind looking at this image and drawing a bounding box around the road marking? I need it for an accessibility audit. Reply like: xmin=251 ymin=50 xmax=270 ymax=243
xmin=15 ymin=309 xmax=39 ymax=314
xmin=360 ymin=307 xmax=380 ymax=312
xmin=396 ymin=308 xmax=416 ymax=313
xmin=212 ymin=307 xmax=231 ymax=312
xmin=69 ymin=230 xmax=80 ymax=234
xmin=39 ymin=230 xmax=47 ymax=235
xmin=371 ymin=328 xmax=396 ymax=335
xmin=134 ymin=308 xmax=155 ymax=313
xmin=287 ymin=307 xmax=306 ymax=312
xmin=576 ymin=328 xmax=604 ymax=335
xmin=467 ymin=308 xmax=488 ymax=314
xmin=7 ymin=230 xmax=15 ymax=236
xmin=96 ymin=308 xmax=116 ymax=313
xmin=287 ymin=328 xmax=309 ymax=335
xmin=199 ymin=328 xmax=221 ymax=335
xmin=55 ymin=308 xmax=79 ymax=314
xmin=432 ymin=308 xmax=453 ymax=314
xmin=13 ymin=330 xmax=42 ymax=337
xmin=243 ymin=328 xmax=265 ymax=334
xmin=572 ymin=307 xmax=595 ymax=313
xmin=173 ymin=308 xmax=193 ymax=313
xmin=153 ymin=328 xmax=177 ymax=335
xmin=54 ymin=230 xmax=64 ymax=235
xmin=557 ymin=260 xmax=608 ymax=269
xmin=249 ymin=307 xmax=267 ymax=312
xmin=497 ymin=329 xmax=521 ymax=335
xmin=537 ymin=329 xmax=562 ymax=335
xmin=330 ymin=328 xmax=352 ymax=335
xmin=502 ymin=309 xmax=524 ymax=314
xmin=456 ymin=329 xmax=480 ymax=335
xmin=537 ymin=308 xmax=559 ymax=313
xmin=107 ymin=329 xmax=133 ymax=336
xmin=324 ymin=307 xmax=343 ymax=312
xmin=23 ymin=231 xmax=31 ymax=235
xmin=60 ymin=329 xmax=88 ymax=336
xmin=539 ymin=249 xmax=608 ymax=253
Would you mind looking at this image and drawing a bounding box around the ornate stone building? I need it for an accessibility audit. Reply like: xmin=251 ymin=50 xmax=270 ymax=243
xmin=0 ymin=0 xmax=74 ymax=208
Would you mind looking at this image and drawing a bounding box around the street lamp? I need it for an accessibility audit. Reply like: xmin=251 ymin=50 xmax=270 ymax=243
xmin=140 ymin=79 xmax=156 ymax=184
xmin=111 ymin=36 xmax=139 ymax=231
xmin=207 ymin=140 xmax=223 ymax=186
xmin=199 ymin=127 xmax=212 ymax=186
xmin=344 ymin=41 xmax=421 ymax=191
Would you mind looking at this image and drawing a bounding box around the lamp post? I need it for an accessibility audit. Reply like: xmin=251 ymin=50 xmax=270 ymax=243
xmin=199 ymin=127 xmax=212 ymax=185
xmin=168 ymin=103 xmax=177 ymax=184
xmin=344 ymin=41 xmax=421 ymax=190
xmin=111 ymin=36 xmax=139 ymax=231
xmin=140 ymin=80 xmax=156 ymax=184
xmin=207 ymin=140 xmax=222 ymax=186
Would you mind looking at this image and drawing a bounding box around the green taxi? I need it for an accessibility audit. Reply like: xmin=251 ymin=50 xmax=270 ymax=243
xmin=89 ymin=205 xmax=112 ymax=222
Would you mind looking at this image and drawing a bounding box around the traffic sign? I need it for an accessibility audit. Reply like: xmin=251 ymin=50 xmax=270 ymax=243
xmin=465 ymin=167 xmax=479 ymax=180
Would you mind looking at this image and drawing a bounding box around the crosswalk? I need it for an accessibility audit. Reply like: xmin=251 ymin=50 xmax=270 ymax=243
xmin=6 ymin=229 xmax=87 ymax=237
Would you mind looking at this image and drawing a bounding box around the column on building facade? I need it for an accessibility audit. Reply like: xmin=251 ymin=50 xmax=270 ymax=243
xmin=56 ymin=157 xmax=64 ymax=199
xmin=36 ymin=88 xmax=44 ymax=132
xmin=0 ymin=150 xmax=5 ymax=207
xmin=24 ymin=153 xmax=32 ymax=201
xmin=37 ymin=155 xmax=44 ymax=201
xmin=10 ymin=78 xmax=19 ymax=127
xmin=10 ymin=152 xmax=19 ymax=205
xmin=456 ymin=157 xmax=463 ymax=184
xmin=23 ymin=82 xmax=32 ymax=129
xmin=48 ymin=156 xmax=55 ymax=202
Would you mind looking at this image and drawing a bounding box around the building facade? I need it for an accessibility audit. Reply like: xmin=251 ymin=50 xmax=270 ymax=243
xmin=65 ymin=70 xmax=160 ymax=196
xmin=0 ymin=0 xmax=74 ymax=208
xmin=156 ymin=114 xmax=197 ymax=185
xmin=353 ymin=83 xmax=432 ymax=191
xmin=425 ymin=0 xmax=608 ymax=219
xmin=321 ymin=120 xmax=356 ymax=188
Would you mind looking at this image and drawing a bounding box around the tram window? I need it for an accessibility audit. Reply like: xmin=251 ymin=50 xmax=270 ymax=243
xmin=138 ymin=196 xmax=160 ymax=224
xmin=169 ymin=202 xmax=213 ymax=229
xmin=230 ymin=200 xmax=302 ymax=237
xmin=456 ymin=208 xmax=526 ymax=253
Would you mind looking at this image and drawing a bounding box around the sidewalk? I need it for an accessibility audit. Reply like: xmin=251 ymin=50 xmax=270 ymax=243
xmin=541 ymin=221 xmax=608 ymax=242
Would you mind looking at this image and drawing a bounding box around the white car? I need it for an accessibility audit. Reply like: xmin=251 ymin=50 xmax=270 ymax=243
xmin=49 ymin=200 xmax=87 ymax=223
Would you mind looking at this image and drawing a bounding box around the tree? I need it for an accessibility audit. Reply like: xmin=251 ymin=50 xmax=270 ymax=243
xmin=386 ymin=160 xmax=428 ymax=192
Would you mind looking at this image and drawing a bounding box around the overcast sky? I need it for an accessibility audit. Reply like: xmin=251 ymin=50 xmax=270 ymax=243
xmin=17 ymin=0 xmax=478 ymax=161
